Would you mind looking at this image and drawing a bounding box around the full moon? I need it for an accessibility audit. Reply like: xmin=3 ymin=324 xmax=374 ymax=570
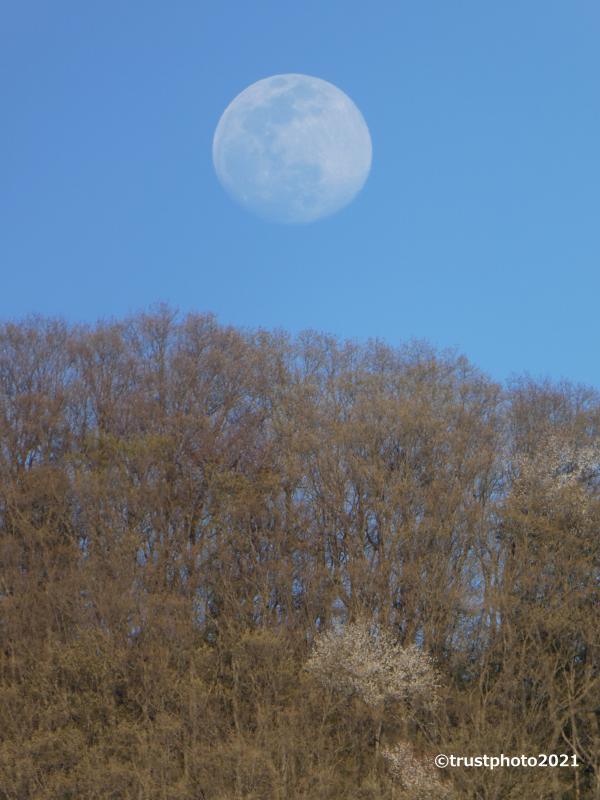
xmin=212 ymin=74 xmax=372 ymax=223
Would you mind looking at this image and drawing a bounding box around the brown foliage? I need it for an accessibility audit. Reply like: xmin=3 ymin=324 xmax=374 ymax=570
xmin=0 ymin=311 xmax=599 ymax=798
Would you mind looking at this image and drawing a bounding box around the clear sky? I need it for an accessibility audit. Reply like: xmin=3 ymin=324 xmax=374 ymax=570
xmin=2 ymin=1 xmax=599 ymax=386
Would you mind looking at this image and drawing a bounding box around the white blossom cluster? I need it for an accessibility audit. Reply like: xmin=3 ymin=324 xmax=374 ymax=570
xmin=513 ymin=433 xmax=600 ymax=498
xmin=382 ymin=742 xmax=452 ymax=799
xmin=306 ymin=619 xmax=440 ymax=710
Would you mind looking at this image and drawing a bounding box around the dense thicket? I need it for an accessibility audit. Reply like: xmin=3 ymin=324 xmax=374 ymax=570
xmin=0 ymin=309 xmax=599 ymax=799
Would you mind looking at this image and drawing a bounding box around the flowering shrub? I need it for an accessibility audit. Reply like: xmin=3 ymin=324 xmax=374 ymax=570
xmin=382 ymin=741 xmax=452 ymax=799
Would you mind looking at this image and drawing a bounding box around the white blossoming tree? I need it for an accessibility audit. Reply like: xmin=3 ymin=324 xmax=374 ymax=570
xmin=306 ymin=619 xmax=452 ymax=795
xmin=513 ymin=432 xmax=600 ymax=506
xmin=306 ymin=619 xmax=439 ymax=709
xmin=306 ymin=618 xmax=440 ymax=759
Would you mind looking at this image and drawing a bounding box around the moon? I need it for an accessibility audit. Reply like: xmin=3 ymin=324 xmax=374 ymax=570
xmin=212 ymin=74 xmax=372 ymax=224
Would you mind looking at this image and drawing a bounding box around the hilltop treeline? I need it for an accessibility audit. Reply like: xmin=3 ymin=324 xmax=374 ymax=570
xmin=0 ymin=309 xmax=599 ymax=799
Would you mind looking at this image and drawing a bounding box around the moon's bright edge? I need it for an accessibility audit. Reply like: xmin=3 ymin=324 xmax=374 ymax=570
xmin=212 ymin=74 xmax=372 ymax=223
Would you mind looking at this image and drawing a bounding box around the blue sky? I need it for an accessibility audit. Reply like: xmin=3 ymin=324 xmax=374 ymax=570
xmin=2 ymin=1 xmax=599 ymax=386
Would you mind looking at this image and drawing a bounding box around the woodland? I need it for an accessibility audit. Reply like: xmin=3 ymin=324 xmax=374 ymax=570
xmin=0 ymin=309 xmax=599 ymax=799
